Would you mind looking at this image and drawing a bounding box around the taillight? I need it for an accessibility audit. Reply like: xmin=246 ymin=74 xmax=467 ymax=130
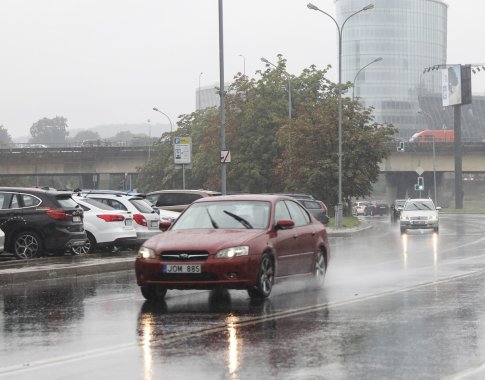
xmin=133 ymin=214 xmax=147 ymax=226
xmin=46 ymin=209 xmax=69 ymax=220
xmin=97 ymin=214 xmax=125 ymax=222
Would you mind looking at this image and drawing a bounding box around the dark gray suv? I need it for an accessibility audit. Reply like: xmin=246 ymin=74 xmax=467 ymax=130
xmin=0 ymin=187 xmax=88 ymax=259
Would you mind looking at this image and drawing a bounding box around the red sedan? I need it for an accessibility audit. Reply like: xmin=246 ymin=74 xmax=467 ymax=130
xmin=135 ymin=194 xmax=330 ymax=300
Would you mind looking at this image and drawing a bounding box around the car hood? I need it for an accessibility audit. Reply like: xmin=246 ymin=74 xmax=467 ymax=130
xmin=144 ymin=228 xmax=267 ymax=252
xmin=401 ymin=210 xmax=438 ymax=218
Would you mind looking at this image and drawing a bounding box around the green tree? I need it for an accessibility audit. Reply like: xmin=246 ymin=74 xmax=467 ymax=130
xmin=0 ymin=125 xmax=13 ymax=146
xmin=136 ymin=56 xmax=396 ymax=212
xmin=30 ymin=116 xmax=69 ymax=145
xmin=70 ymin=130 xmax=100 ymax=143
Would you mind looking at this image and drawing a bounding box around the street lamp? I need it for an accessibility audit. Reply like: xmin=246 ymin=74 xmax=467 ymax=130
xmin=152 ymin=107 xmax=173 ymax=140
xmin=352 ymin=57 xmax=382 ymax=100
xmin=261 ymin=57 xmax=292 ymax=177
xmin=198 ymin=72 xmax=203 ymax=110
xmin=417 ymin=109 xmax=437 ymax=205
xmin=307 ymin=2 xmax=374 ymax=229
xmin=238 ymin=54 xmax=246 ymax=76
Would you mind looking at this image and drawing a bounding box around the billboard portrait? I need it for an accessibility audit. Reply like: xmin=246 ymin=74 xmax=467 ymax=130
xmin=442 ymin=64 xmax=462 ymax=106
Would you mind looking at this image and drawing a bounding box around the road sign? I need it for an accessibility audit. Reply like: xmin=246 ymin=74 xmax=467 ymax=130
xmin=221 ymin=150 xmax=231 ymax=163
xmin=416 ymin=166 xmax=424 ymax=176
xmin=173 ymin=137 xmax=191 ymax=165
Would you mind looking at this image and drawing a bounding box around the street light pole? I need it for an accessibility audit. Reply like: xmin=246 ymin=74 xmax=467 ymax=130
xmin=261 ymin=57 xmax=292 ymax=177
xmin=218 ymin=0 xmax=227 ymax=195
xmin=198 ymin=72 xmax=203 ymax=110
xmin=238 ymin=54 xmax=246 ymax=76
xmin=352 ymin=57 xmax=382 ymax=100
xmin=152 ymin=107 xmax=173 ymax=139
xmin=307 ymin=2 xmax=374 ymax=229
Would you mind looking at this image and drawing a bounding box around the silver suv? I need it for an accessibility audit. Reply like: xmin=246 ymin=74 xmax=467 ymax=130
xmin=399 ymin=198 xmax=440 ymax=234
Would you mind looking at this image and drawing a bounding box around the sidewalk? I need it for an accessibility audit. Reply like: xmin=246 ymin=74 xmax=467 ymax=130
xmin=0 ymin=222 xmax=372 ymax=286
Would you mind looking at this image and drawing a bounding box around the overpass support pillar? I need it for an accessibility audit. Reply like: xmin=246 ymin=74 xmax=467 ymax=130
xmin=98 ymin=173 xmax=111 ymax=189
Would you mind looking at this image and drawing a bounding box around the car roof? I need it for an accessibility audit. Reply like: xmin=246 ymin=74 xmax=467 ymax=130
xmin=147 ymin=189 xmax=221 ymax=195
xmin=0 ymin=186 xmax=72 ymax=196
xmin=193 ymin=194 xmax=293 ymax=203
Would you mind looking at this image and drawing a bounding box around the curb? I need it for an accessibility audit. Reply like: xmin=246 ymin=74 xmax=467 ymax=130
xmin=327 ymin=221 xmax=373 ymax=238
xmin=0 ymin=257 xmax=134 ymax=286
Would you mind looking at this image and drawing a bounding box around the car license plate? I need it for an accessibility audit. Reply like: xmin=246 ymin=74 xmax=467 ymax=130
xmin=73 ymin=216 xmax=81 ymax=222
xmin=412 ymin=221 xmax=426 ymax=225
xmin=151 ymin=220 xmax=159 ymax=228
xmin=163 ymin=264 xmax=201 ymax=274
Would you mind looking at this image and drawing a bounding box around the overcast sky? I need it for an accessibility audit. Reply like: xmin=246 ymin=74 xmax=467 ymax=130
xmin=0 ymin=0 xmax=483 ymax=139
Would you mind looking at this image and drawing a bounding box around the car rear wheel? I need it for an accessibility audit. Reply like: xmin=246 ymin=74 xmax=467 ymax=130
xmin=72 ymin=233 xmax=95 ymax=255
xmin=247 ymin=253 xmax=274 ymax=299
xmin=13 ymin=231 xmax=42 ymax=259
xmin=313 ymin=248 xmax=327 ymax=288
xmin=140 ymin=285 xmax=168 ymax=301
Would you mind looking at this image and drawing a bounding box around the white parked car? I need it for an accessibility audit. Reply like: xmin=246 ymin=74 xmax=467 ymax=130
xmin=142 ymin=199 xmax=180 ymax=223
xmin=72 ymin=196 xmax=137 ymax=254
xmin=79 ymin=192 xmax=161 ymax=244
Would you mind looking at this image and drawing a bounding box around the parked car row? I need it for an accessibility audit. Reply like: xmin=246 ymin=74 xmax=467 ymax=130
xmin=352 ymin=200 xmax=389 ymax=216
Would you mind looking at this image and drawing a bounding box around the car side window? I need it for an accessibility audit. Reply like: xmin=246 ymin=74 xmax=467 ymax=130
xmin=21 ymin=194 xmax=41 ymax=207
xmin=0 ymin=193 xmax=7 ymax=209
xmin=10 ymin=194 xmax=20 ymax=209
xmin=275 ymin=201 xmax=291 ymax=221
xmin=285 ymin=200 xmax=310 ymax=226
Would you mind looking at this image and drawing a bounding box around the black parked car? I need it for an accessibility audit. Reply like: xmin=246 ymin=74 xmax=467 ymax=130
xmin=364 ymin=201 xmax=389 ymax=216
xmin=0 ymin=187 xmax=88 ymax=259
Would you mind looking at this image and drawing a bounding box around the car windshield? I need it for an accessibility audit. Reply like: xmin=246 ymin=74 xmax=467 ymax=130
xmin=130 ymin=198 xmax=155 ymax=213
xmin=172 ymin=200 xmax=271 ymax=230
xmin=404 ymin=200 xmax=435 ymax=211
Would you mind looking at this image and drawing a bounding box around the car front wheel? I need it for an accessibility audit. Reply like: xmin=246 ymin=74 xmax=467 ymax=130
xmin=313 ymin=248 xmax=327 ymax=288
xmin=247 ymin=253 xmax=274 ymax=299
xmin=140 ymin=285 xmax=167 ymax=301
xmin=13 ymin=231 xmax=42 ymax=259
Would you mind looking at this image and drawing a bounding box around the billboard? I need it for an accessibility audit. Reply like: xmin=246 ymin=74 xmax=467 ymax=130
xmin=442 ymin=64 xmax=462 ymax=107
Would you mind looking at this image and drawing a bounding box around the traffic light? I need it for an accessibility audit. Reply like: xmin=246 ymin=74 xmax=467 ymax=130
xmin=397 ymin=141 xmax=405 ymax=152
xmin=417 ymin=176 xmax=424 ymax=190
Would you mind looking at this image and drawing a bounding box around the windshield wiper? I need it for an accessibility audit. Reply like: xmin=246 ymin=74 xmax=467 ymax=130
xmin=223 ymin=210 xmax=253 ymax=229
xmin=206 ymin=209 xmax=219 ymax=228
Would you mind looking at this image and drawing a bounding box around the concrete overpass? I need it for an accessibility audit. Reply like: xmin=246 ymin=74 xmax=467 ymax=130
xmin=0 ymin=145 xmax=150 ymax=189
xmin=1 ymin=142 xmax=485 ymax=203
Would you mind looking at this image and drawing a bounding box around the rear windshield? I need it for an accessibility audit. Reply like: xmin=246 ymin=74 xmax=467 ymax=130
xmin=130 ymin=198 xmax=155 ymax=213
xmin=299 ymin=200 xmax=320 ymax=209
xmin=56 ymin=196 xmax=80 ymax=209
xmin=77 ymin=197 xmax=115 ymax=210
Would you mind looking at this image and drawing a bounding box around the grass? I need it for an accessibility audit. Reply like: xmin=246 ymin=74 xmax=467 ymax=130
xmin=441 ymin=200 xmax=485 ymax=214
xmin=327 ymin=216 xmax=360 ymax=228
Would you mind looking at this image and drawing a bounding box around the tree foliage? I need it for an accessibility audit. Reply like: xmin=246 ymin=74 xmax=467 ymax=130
xmin=136 ymin=56 xmax=397 ymax=213
xmin=0 ymin=125 xmax=13 ymax=146
xmin=30 ymin=116 xmax=69 ymax=145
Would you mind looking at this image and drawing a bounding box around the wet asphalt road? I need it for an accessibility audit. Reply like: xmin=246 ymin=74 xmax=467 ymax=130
xmin=2 ymin=214 xmax=485 ymax=379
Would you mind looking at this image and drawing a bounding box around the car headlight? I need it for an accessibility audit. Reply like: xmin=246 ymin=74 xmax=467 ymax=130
xmin=137 ymin=246 xmax=156 ymax=259
xmin=215 ymin=246 xmax=249 ymax=259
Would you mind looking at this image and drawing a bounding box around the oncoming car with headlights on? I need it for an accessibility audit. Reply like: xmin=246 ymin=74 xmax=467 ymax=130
xmin=135 ymin=194 xmax=330 ymax=300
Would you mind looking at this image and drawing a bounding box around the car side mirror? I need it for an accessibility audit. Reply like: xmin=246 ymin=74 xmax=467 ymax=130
xmin=322 ymin=215 xmax=330 ymax=225
xmin=275 ymin=219 xmax=294 ymax=230
xmin=436 ymin=206 xmax=441 ymax=211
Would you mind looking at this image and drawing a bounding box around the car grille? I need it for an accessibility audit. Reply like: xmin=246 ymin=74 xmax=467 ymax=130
xmin=160 ymin=250 xmax=209 ymax=262
xmin=410 ymin=216 xmax=428 ymax=221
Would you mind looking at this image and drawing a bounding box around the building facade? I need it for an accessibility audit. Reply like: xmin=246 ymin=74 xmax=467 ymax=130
xmin=336 ymin=0 xmax=448 ymax=138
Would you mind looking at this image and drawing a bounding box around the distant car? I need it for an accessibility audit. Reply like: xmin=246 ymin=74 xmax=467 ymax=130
xmin=145 ymin=189 xmax=222 ymax=212
xmin=135 ymin=194 xmax=330 ymax=301
xmin=0 ymin=187 xmax=87 ymax=259
xmin=295 ymin=198 xmax=329 ymax=225
xmin=71 ymin=196 xmax=137 ymax=254
xmin=78 ymin=192 xmax=161 ymax=245
xmin=400 ymin=198 xmax=440 ymax=234
xmin=390 ymin=199 xmax=407 ymax=223
xmin=364 ymin=201 xmax=389 ymax=216
xmin=352 ymin=201 xmax=370 ymax=216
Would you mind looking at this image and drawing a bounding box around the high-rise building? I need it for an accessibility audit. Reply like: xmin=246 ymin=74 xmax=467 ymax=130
xmin=337 ymin=0 xmax=448 ymax=138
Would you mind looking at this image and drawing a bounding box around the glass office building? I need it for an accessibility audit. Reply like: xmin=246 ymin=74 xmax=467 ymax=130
xmin=336 ymin=0 xmax=448 ymax=138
